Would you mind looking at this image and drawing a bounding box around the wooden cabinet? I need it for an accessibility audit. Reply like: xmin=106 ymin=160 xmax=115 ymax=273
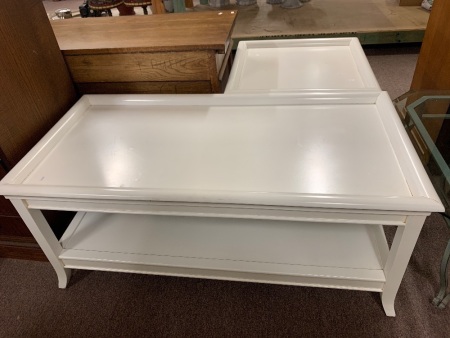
xmin=411 ymin=0 xmax=450 ymax=90
xmin=0 ymin=0 xmax=78 ymax=260
xmin=51 ymin=11 xmax=237 ymax=95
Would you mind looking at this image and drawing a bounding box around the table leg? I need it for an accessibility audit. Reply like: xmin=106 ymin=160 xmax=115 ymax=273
xmin=10 ymin=199 xmax=71 ymax=288
xmin=381 ymin=215 xmax=425 ymax=316
xmin=432 ymin=234 xmax=450 ymax=309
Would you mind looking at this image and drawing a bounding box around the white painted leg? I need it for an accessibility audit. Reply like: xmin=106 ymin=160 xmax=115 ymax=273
xmin=10 ymin=199 xmax=71 ymax=288
xmin=382 ymin=215 xmax=426 ymax=317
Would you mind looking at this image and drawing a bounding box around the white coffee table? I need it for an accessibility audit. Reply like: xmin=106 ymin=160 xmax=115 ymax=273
xmin=0 ymin=92 xmax=442 ymax=316
xmin=225 ymin=38 xmax=380 ymax=94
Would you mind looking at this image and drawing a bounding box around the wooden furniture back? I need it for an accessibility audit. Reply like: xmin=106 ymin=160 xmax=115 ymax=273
xmin=411 ymin=0 xmax=450 ymax=90
xmin=0 ymin=0 xmax=77 ymax=260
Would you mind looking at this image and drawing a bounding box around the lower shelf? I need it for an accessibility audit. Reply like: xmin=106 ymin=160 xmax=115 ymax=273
xmin=59 ymin=212 xmax=388 ymax=291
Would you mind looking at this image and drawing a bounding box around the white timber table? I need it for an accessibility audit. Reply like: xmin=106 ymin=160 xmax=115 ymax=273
xmin=0 ymin=93 xmax=443 ymax=317
xmin=225 ymin=38 xmax=381 ymax=94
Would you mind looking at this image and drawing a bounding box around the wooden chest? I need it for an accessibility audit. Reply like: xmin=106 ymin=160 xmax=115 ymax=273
xmin=51 ymin=11 xmax=237 ymax=95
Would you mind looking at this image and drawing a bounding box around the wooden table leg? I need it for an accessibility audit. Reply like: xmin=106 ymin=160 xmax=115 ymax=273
xmin=381 ymin=215 xmax=425 ymax=316
xmin=10 ymin=199 xmax=71 ymax=288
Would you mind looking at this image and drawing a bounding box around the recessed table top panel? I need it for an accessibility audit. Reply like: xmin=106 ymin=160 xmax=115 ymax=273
xmin=24 ymin=103 xmax=406 ymax=196
xmin=0 ymin=93 xmax=442 ymax=212
xmin=226 ymin=38 xmax=380 ymax=93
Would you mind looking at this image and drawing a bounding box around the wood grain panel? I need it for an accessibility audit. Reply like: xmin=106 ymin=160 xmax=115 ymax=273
xmin=76 ymin=81 xmax=211 ymax=94
xmin=0 ymin=0 xmax=77 ymax=260
xmin=0 ymin=244 xmax=46 ymax=261
xmin=0 ymin=168 xmax=16 ymax=216
xmin=0 ymin=216 xmax=33 ymax=238
xmin=51 ymin=11 xmax=237 ymax=54
xmin=411 ymin=0 xmax=450 ymax=90
xmin=65 ymin=51 xmax=211 ymax=83
xmin=0 ymin=197 xmax=18 ymax=217
xmin=51 ymin=12 xmax=235 ymax=96
xmin=0 ymin=0 xmax=78 ymax=167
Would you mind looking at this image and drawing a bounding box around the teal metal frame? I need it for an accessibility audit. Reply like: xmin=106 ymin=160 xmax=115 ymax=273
xmin=404 ymin=95 xmax=450 ymax=309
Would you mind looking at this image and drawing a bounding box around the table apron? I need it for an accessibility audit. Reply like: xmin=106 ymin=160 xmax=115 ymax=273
xmin=24 ymin=198 xmax=411 ymax=225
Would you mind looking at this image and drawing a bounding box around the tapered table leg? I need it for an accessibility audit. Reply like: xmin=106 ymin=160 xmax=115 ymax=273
xmin=381 ymin=215 xmax=425 ymax=316
xmin=10 ymin=199 xmax=71 ymax=288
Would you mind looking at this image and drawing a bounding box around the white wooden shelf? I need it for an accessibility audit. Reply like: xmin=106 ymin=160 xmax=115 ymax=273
xmin=60 ymin=212 xmax=387 ymax=291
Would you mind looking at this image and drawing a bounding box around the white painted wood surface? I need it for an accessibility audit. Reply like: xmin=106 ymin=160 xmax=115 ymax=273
xmin=0 ymin=92 xmax=443 ymax=317
xmin=225 ymin=38 xmax=381 ymax=93
xmin=59 ymin=212 xmax=387 ymax=291
xmin=24 ymin=102 xmax=406 ymax=194
xmin=0 ymin=93 xmax=442 ymax=212
xmin=61 ymin=212 xmax=386 ymax=272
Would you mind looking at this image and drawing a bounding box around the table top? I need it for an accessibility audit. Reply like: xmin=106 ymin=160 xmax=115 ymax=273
xmin=0 ymin=92 xmax=442 ymax=212
xmin=226 ymin=38 xmax=380 ymax=93
xmin=51 ymin=11 xmax=237 ymax=55
xmin=394 ymin=90 xmax=450 ymax=214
